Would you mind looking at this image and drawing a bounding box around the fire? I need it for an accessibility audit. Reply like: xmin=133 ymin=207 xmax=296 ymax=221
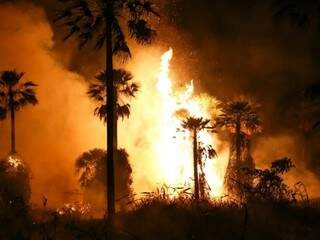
xmin=151 ymin=48 xmax=228 ymax=197
xmin=8 ymin=154 xmax=24 ymax=169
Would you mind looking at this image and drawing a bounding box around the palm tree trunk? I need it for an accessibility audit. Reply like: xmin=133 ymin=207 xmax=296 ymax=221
xmin=234 ymin=116 xmax=242 ymax=198
xmin=193 ymin=129 xmax=199 ymax=205
xmin=9 ymin=86 xmax=16 ymax=153
xmin=235 ymin=116 xmax=241 ymax=166
xmin=105 ymin=6 xmax=116 ymax=220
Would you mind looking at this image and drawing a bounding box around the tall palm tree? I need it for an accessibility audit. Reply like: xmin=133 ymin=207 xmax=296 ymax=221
xmin=216 ymin=100 xmax=261 ymax=197
xmin=55 ymin=0 xmax=158 ymax=218
xmin=181 ymin=116 xmax=216 ymax=203
xmin=0 ymin=70 xmax=38 ymax=154
xmin=87 ymin=69 xmax=139 ymax=122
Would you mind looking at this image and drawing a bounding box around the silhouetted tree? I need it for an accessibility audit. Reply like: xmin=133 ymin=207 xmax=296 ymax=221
xmin=242 ymin=157 xmax=297 ymax=204
xmin=181 ymin=117 xmax=217 ymax=203
xmin=55 ymin=0 xmax=158 ymax=218
xmin=0 ymin=70 xmax=38 ymax=153
xmin=216 ymin=100 xmax=261 ymax=198
xmin=75 ymin=148 xmax=133 ymax=211
xmin=0 ymin=157 xmax=31 ymax=207
xmin=87 ymin=69 xmax=139 ymax=121
xmin=0 ymin=156 xmax=31 ymax=239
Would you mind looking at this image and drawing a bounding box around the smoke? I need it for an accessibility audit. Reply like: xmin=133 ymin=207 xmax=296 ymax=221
xmin=0 ymin=2 xmax=105 ymax=207
xmin=252 ymin=135 xmax=320 ymax=197
xmin=158 ymin=0 xmax=320 ymax=196
xmin=0 ymin=0 xmax=319 ymax=206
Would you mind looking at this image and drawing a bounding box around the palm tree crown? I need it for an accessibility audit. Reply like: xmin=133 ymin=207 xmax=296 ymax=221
xmin=0 ymin=70 xmax=38 ymax=153
xmin=216 ymin=100 xmax=261 ymax=136
xmin=181 ymin=117 xmax=211 ymax=132
xmin=87 ymin=69 xmax=139 ymax=121
xmin=181 ymin=116 xmax=217 ymax=200
xmin=0 ymin=70 xmax=38 ymax=117
xmin=55 ymin=0 xmax=159 ymax=52
xmin=216 ymin=100 xmax=261 ymax=198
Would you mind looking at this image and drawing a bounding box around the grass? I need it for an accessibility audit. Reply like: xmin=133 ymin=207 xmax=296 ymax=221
xmin=1 ymin=196 xmax=320 ymax=239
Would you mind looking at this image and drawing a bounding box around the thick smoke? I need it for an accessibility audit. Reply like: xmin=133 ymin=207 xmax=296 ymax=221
xmin=0 ymin=2 xmax=106 ymax=207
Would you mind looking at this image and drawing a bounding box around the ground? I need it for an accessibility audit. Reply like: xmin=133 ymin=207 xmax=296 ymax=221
xmin=1 ymin=198 xmax=320 ymax=240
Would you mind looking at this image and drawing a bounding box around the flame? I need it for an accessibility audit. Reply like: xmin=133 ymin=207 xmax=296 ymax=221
xmin=151 ymin=48 xmax=228 ymax=197
xmin=8 ymin=155 xmax=24 ymax=169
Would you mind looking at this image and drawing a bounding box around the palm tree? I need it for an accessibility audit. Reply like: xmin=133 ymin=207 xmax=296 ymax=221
xmin=75 ymin=148 xmax=133 ymax=211
xmin=55 ymin=0 xmax=158 ymax=218
xmin=216 ymin=100 xmax=261 ymax=197
xmin=87 ymin=69 xmax=139 ymax=122
xmin=0 ymin=70 xmax=38 ymax=154
xmin=181 ymin=116 xmax=216 ymax=203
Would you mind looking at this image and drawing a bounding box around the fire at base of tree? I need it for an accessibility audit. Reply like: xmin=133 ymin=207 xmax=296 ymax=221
xmin=0 ymin=154 xmax=31 ymax=207
xmin=0 ymin=154 xmax=31 ymax=238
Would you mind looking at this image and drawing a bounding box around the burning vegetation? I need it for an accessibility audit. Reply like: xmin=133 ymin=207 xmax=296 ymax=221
xmin=1 ymin=0 xmax=320 ymax=239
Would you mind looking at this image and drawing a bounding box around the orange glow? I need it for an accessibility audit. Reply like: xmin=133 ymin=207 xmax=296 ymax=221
xmin=7 ymin=154 xmax=24 ymax=169
xmin=125 ymin=48 xmax=229 ymax=197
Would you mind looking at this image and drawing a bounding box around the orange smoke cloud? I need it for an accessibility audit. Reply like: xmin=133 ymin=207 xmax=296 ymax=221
xmin=0 ymin=2 xmax=105 ymax=207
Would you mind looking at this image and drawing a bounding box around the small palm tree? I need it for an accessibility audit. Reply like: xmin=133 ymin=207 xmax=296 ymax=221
xmin=181 ymin=117 xmax=217 ymax=203
xmin=216 ymin=100 xmax=261 ymax=197
xmin=75 ymin=148 xmax=133 ymax=211
xmin=0 ymin=71 xmax=38 ymax=153
xmin=55 ymin=0 xmax=159 ymax=217
xmin=87 ymin=69 xmax=139 ymax=122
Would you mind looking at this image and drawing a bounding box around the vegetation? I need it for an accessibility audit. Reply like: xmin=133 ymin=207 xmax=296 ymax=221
xmin=0 ymin=70 xmax=38 ymax=153
xmin=240 ymin=158 xmax=306 ymax=204
xmin=55 ymin=0 xmax=159 ymax=218
xmin=181 ymin=117 xmax=217 ymax=202
xmin=1 ymin=1 xmax=320 ymax=239
xmin=87 ymin=69 xmax=139 ymax=122
xmin=0 ymin=157 xmax=31 ymax=239
xmin=75 ymin=148 xmax=133 ymax=212
xmin=216 ymin=100 xmax=261 ymax=199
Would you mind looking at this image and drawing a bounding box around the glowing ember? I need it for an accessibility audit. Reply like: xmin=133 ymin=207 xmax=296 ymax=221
xmin=151 ymin=48 xmax=229 ymax=197
xmin=7 ymin=155 xmax=24 ymax=168
xmin=56 ymin=202 xmax=91 ymax=216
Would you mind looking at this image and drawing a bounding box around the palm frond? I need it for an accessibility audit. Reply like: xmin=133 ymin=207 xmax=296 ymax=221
xmin=216 ymin=99 xmax=261 ymax=135
xmin=88 ymin=68 xmax=138 ymax=121
xmin=117 ymin=103 xmax=131 ymax=119
xmin=127 ymin=19 xmax=156 ymax=44
xmin=0 ymin=71 xmax=38 ymax=111
xmin=87 ymin=83 xmax=105 ymax=102
xmin=112 ymin=19 xmax=131 ymax=59
xmin=0 ymin=70 xmax=24 ymax=86
xmin=75 ymin=148 xmax=106 ymax=171
xmin=0 ymin=106 xmax=6 ymax=120
xmin=94 ymin=104 xmax=107 ymax=122
xmin=182 ymin=117 xmax=211 ymax=131
xmin=56 ymin=0 xmax=158 ymax=52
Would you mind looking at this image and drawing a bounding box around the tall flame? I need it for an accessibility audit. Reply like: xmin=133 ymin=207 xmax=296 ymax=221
xmin=151 ymin=48 xmax=228 ymax=197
